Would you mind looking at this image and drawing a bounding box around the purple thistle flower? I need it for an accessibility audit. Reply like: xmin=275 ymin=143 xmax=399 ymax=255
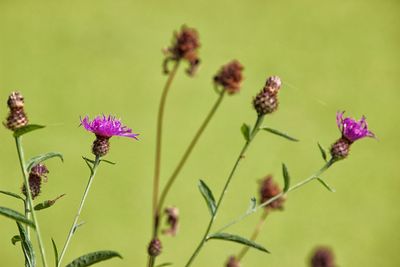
xmin=336 ymin=111 xmax=374 ymax=142
xmin=80 ymin=115 xmax=138 ymax=157
xmin=81 ymin=115 xmax=138 ymax=139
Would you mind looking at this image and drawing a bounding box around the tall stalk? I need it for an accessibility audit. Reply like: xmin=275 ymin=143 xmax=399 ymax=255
xmin=57 ymin=156 xmax=101 ymax=267
xmin=184 ymin=115 xmax=265 ymax=267
xmin=15 ymin=136 xmax=48 ymax=267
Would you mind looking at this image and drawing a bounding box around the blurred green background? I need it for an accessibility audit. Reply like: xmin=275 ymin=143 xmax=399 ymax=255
xmin=0 ymin=0 xmax=399 ymax=266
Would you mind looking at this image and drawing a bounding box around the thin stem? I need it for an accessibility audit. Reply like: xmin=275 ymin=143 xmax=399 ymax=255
xmin=57 ymin=156 xmax=101 ymax=267
xmin=184 ymin=116 xmax=265 ymax=267
xmin=15 ymin=136 xmax=48 ymax=267
xmin=236 ymin=211 xmax=268 ymax=262
xmin=215 ymin=159 xmax=335 ymax=234
xmin=152 ymin=60 xmax=181 ymax=224
xmin=24 ymin=199 xmax=31 ymax=239
xmin=155 ymin=90 xmax=226 ymax=235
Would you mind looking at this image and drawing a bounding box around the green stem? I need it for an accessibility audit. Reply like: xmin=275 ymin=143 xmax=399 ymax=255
xmin=24 ymin=199 xmax=31 ymax=239
xmin=215 ymin=159 xmax=335 ymax=234
xmin=184 ymin=116 xmax=265 ymax=267
xmin=154 ymin=90 xmax=226 ymax=236
xmin=15 ymin=136 xmax=48 ymax=267
xmin=236 ymin=211 xmax=268 ymax=262
xmin=57 ymin=156 xmax=101 ymax=267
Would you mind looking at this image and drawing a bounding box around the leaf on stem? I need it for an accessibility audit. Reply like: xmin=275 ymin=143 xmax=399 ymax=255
xmin=207 ymin=232 xmax=270 ymax=253
xmin=0 ymin=206 xmax=35 ymax=228
xmin=65 ymin=250 xmax=122 ymax=267
xmin=13 ymin=124 xmax=45 ymax=138
xmin=0 ymin=190 xmax=25 ymax=201
xmin=51 ymin=238 xmax=59 ymax=267
xmin=317 ymin=143 xmax=327 ymax=162
xmin=16 ymin=222 xmax=36 ymax=267
xmin=100 ymin=159 xmax=116 ymax=165
xmin=241 ymin=123 xmax=251 ymax=141
xmin=247 ymin=197 xmax=257 ymax=213
xmin=82 ymin=157 xmax=94 ymax=175
xmin=26 ymin=152 xmax=64 ymax=172
xmin=155 ymin=263 xmax=173 ymax=267
xmin=261 ymin=127 xmax=299 ymax=142
xmin=316 ymin=177 xmax=336 ymax=192
xmin=282 ymin=163 xmax=290 ymax=193
xmin=34 ymin=194 xmax=66 ymax=211
xmin=11 ymin=235 xmax=21 ymax=245
xmin=198 ymin=179 xmax=216 ymax=216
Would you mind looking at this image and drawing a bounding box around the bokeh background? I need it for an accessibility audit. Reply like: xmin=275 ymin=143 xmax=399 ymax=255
xmin=0 ymin=0 xmax=399 ymax=266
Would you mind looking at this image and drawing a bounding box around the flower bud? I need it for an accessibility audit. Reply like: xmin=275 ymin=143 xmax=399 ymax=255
xmin=259 ymin=175 xmax=285 ymax=211
xmin=310 ymin=246 xmax=335 ymax=267
xmin=4 ymin=91 xmax=29 ymax=131
xmin=330 ymin=137 xmax=351 ymax=161
xmin=214 ymin=60 xmax=244 ymax=94
xmin=225 ymin=256 xmax=240 ymax=267
xmin=22 ymin=164 xmax=49 ymax=199
xmin=92 ymin=135 xmax=110 ymax=157
xmin=253 ymin=76 xmax=282 ymax=116
xmin=147 ymin=238 xmax=162 ymax=257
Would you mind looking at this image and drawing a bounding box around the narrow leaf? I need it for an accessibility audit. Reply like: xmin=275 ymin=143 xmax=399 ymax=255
xmin=11 ymin=235 xmax=21 ymax=245
xmin=65 ymin=250 xmax=122 ymax=267
xmin=316 ymin=178 xmax=336 ymax=192
xmin=241 ymin=123 xmax=251 ymax=141
xmin=26 ymin=152 xmax=63 ymax=172
xmin=16 ymin=222 xmax=35 ymax=267
xmin=52 ymin=238 xmax=59 ymax=267
xmin=208 ymin=233 xmax=270 ymax=253
xmin=100 ymin=159 xmax=116 ymax=165
xmin=0 ymin=190 xmax=24 ymax=201
xmin=155 ymin=263 xmax=173 ymax=267
xmin=247 ymin=197 xmax=257 ymax=213
xmin=0 ymin=207 xmax=35 ymax=228
xmin=262 ymin=127 xmax=299 ymax=142
xmin=34 ymin=194 xmax=66 ymax=211
xmin=198 ymin=180 xmax=216 ymax=216
xmin=317 ymin=143 xmax=327 ymax=162
xmin=82 ymin=157 xmax=94 ymax=175
xmin=13 ymin=124 xmax=45 ymax=137
xmin=282 ymin=163 xmax=290 ymax=193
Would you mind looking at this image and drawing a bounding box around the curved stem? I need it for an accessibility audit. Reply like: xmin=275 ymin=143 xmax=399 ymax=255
xmin=152 ymin=60 xmax=181 ymax=223
xmin=57 ymin=156 xmax=101 ymax=267
xmin=155 ymin=90 xmax=226 ymax=235
xmin=215 ymin=159 xmax=335 ymax=234
xmin=236 ymin=211 xmax=268 ymax=262
xmin=15 ymin=136 xmax=48 ymax=267
xmin=184 ymin=116 xmax=265 ymax=267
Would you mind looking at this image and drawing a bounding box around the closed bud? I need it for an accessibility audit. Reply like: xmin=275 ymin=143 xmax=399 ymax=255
xmin=147 ymin=238 xmax=162 ymax=257
xmin=253 ymin=76 xmax=281 ymax=116
xmin=4 ymin=91 xmax=29 ymax=131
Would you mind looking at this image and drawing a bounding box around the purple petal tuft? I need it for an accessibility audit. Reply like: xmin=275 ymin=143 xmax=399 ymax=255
xmin=336 ymin=111 xmax=375 ymax=142
xmin=80 ymin=115 xmax=139 ymax=139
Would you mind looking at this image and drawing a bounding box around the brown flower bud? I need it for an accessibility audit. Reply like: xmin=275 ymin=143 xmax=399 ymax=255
xmin=92 ymin=135 xmax=110 ymax=157
xmin=4 ymin=91 xmax=29 ymax=131
xmin=225 ymin=256 xmax=240 ymax=267
xmin=147 ymin=238 xmax=162 ymax=257
xmin=214 ymin=60 xmax=244 ymax=94
xmin=22 ymin=164 xmax=49 ymax=199
xmin=253 ymin=76 xmax=282 ymax=116
xmin=310 ymin=246 xmax=336 ymax=267
xmin=259 ymin=175 xmax=285 ymax=211
xmin=330 ymin=137 xmax=352 ymax=161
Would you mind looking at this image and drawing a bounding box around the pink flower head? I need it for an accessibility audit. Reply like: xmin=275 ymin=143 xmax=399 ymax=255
xmin=336 ymin=111 xmax=374 ymax=142
xmin=80 ymin=115 xmax=139 ymax=139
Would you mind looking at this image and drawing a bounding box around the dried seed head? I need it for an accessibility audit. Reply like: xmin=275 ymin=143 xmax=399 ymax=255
xmin=147 ymin=238 xmax=162 ymax=257
xmin=310 ymin=246 xmax=336 ymax=267
xmin=162 ymin=206 xmax=179 ymax=236
xmin=92 ymin=135 xmax=110 ymax=157
xmin=253 ymin=76 xmax=282 ymax=116
xmin=214 ymin=60 xmax=244 ymax=94
xmin=22 ymin=164 xmax=49 ymax=199
xmin=225 ymin=256 xmax=240 ymax=267
xmin=4 ymin=91 xmax=28 ymax=131
xmin=164 ymin=25 xmax=201 ymax=76
xmin=259 ymin=175 xmax=285 ymax=211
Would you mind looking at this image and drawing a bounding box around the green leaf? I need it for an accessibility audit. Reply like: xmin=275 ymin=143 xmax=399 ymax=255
xmin=0 ymin=190 xmax=24 ymax=201
xmin=34 ymin=194 xmax=66 ymax=211
xmin=0 ymin=207 xmax=35 ymax=228
xmin=26 ymin=152 xmax=64 ymax=172
xmin=16 ymin=222 xmax=36 ymax=267
xmin=155 ymin=263 xmax=173 ymax=267
xmin=241 ymin=123 xmax=251 ymax=141
xmin=316 ymin=178 xmax=336 ymax=192
xmin=282 ymin=163 xmax=290 ymax=193
xmin=207 ymin=232 xmax=270 ymax=253
xmin=82 ymin=157 xmax=94 ymax=175
xmin=11 ymin=235 xmax=21 ymax=245
xmin=100 ymin=159 xmax=116 ymax=165
xmin=261 ymin=127 xmax=299 ymax=142
xmin=51 ymin=238 xmax=59 ymax=267
xmin=13 ymin=124 xmax=45 ymax=138
xmin=317 ymin=143 xmax=327 ymax=162
xmin=65 ymin=250 xmax=122 ymax=267
xmin=198 ymin=180 xmax=216 ymax=216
